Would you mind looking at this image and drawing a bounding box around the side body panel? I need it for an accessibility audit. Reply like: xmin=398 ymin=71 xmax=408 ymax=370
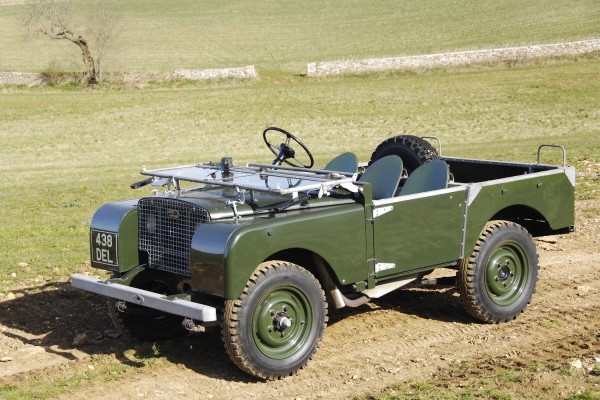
xmin=372 ymin=186 xmax=467 ymax=278
xmin=190 ymin=204 xmax=367 ymax=299
xmin=464 ymin=169 xmax=575 ymax=252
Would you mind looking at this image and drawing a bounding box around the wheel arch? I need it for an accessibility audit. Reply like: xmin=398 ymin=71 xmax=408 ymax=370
xmin=465 ymin=202 xmax=569 ymax=257
xmin=490 ymin=204 xmax=553 ymax=237
xmin=264 ymin=248 xmax=341 ymax=294
xmin=218 ymin=205 xmax=367 ymax=300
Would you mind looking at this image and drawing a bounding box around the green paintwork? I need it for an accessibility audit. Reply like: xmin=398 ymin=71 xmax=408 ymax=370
xmin=252 ymin=285 xmax=313 ymax=359
xmin=484 ymin=241 xmax=529 ymax=306
xmin=465 ymin=170 xmax=575 ymax=253
xmin=190 ymin=223 xmax=238 ymax=296
xmin=372 ymin=187 xmax=467 ymax=279
xmin=191 ymin=203 xmax=367 ymax=299
xmin=116 ymin=264 xmax=147 ymax=284
xmin=90 ymin=200 xmax=140 ymax=273
xmin=86 ymin=156 xmax=575 ymax=308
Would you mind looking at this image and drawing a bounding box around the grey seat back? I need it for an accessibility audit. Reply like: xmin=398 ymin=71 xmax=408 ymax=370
xmin=323 ymin=152 xmax=358 ymax=174
xmin=358 ymin=155 xmax=403 ymax=200
xmin=398 ymin=160 xmax=449 ymax=196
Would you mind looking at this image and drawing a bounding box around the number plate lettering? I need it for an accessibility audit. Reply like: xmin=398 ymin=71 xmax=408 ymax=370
xmin=91 ymin=230 xmax=118 ymax=267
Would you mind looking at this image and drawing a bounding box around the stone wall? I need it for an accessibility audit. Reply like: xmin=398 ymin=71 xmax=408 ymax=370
xmin=172 ymin=65 xmax=257 ymax=80
xmin=0 ymin=66 xmax=258 ymax=86
xmin=307 ymin=39 xmax=600 ymax=77
xmin=0 ymin=72 xmax=47 ymax=86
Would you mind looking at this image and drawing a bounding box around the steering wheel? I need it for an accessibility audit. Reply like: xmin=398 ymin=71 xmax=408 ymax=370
xmin=262 ymin=126 xmax=314 ymax=168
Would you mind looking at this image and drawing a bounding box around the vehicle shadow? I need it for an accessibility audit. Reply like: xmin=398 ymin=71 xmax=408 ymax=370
xmin=0 ymin=282 xmax=254 ymax=382
xmin=377 ymin=284 xmax=475 ymax=323
xmin=0 ymin=280 xmax=473 ymax=382
xmin=0 ymin=282 xmax=109 ymax=349
xmin=327 ymin=283 xmax=475 ymax=326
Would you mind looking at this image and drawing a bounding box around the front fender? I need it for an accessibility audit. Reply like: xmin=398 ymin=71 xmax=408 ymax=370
xmin=90 ymin=200 xmax=140 ymax=273
xmin=190 ymin=204 xmax=367 ymax=299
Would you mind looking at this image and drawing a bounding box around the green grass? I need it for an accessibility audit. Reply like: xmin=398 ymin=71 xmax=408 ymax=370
xmin=354 ymin=378 xmax=514 ymax=400
xmin=0 ymin=54 xmax=598 ymax=288
xmin=567 ymin=392 xmax=600 ymax=400
xmin=0 ymin=351 xmax=162 ymax=400
xmin=0 ymin=0 xmax=598 ymax=74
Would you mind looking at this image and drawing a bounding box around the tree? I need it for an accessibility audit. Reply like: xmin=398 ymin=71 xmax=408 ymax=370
xmin=23 ymin=0 xmax=119 ymax=85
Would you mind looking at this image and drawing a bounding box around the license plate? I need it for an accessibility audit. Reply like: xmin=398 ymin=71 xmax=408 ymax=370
xmin=91 ymin=229 xmax=118 ymax=267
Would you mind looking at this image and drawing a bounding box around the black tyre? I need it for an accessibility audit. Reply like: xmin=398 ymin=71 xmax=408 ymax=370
xmin=458 ymin=221 xmax=539 ymax=323
xmin=108 ymin=279 xmax=187 ymax=341
xmin=222 ymin=261 xmax=327 ymax=380
xmin=369 ymin=135 xmax=439 ymax=174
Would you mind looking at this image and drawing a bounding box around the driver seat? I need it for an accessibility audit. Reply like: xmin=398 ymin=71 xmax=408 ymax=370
xmin=323 ymin=152 xmax=358 ymax=174
xmin=358 ymin=155 xmax=403 ymax=200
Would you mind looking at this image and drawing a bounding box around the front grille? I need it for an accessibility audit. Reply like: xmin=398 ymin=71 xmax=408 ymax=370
xmin=138 ymin=197 xmax=210 ymax=277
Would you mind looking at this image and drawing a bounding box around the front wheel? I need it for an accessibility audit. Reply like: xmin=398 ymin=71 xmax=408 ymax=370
xmin=222 ymin=261 xmax=327 ymax=379
xmin=458 ymin=221 xmax=539 ymax=323
xmin=108 ymin=278 xmax=187 ymax=341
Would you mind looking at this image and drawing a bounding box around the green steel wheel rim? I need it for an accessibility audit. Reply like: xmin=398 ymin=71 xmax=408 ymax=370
xmin=252 ymin=285 xmax=313 ymax=360
xmin=484 ymin=240 xmax=529 ymax=306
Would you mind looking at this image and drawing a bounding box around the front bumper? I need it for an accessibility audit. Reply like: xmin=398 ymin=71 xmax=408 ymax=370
xmin=71 ymin=274 xmax=217 ymax=323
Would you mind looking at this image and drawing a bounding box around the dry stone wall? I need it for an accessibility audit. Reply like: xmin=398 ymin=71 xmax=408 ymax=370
xmin=2 ymin=40 xmax=598 ymax=85
xmin=0 ymin=66 xmax=258 ymax=86
xmin=307 ymin=39 xmax=600 ymax=77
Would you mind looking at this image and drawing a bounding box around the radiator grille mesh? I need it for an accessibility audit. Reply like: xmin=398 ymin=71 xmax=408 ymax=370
xmin=138 ymin=197 xmax=210 ymax=277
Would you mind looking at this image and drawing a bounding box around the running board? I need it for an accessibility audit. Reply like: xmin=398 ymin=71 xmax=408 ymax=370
xmin=362 ymin=275 xmax=419 ymax=298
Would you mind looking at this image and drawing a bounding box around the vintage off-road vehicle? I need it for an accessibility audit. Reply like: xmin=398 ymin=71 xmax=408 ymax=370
xmin=72 ymin=127 xmax=575 ymax=379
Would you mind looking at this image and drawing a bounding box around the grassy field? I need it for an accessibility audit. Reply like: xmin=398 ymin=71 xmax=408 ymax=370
xmin=0 ymin=2 xmax=599 ymax=399
xmin=0 ymin=54 xmax=599 ymax=289
xmin=0 ymin=0 xmax=599 ymax=74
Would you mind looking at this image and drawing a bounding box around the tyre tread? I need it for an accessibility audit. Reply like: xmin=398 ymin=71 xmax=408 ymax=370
xmin=458 ymin=220 xmax=539 ymax=324
xmin=222 ymin=261 xmax=327 ymax=380
xmin=369 ymin=135 xmax=440 ymax=170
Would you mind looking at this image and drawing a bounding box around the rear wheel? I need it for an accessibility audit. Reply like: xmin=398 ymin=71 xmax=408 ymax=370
xmin=222 ymin=261 xmax=327 ymax=379
xmin=458 ymin=221 xmax=539 ymax=323
xmin=369 ymin=135 xmax=439 ymax=174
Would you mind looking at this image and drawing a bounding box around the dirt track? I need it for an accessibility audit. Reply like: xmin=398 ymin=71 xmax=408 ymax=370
xmin=1 ymin=200 xmax=599 ymax=399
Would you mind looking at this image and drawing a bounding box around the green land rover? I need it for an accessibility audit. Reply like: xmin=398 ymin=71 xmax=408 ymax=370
xmin=72 ymin=127 xmax=575 ymax=379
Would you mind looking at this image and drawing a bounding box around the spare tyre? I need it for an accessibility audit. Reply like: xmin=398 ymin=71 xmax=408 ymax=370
xmin=369 ymin=135 xmax=440 ymax=174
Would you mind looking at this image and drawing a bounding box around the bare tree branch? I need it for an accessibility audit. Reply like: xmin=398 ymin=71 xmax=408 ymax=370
xmin=22 ymin=0 xmax=119 ymax=85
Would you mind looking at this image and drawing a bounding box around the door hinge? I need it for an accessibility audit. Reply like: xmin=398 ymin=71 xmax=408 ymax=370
xmin=373 ymin=205 xmax=393 ymax=218
xmin=375 ymin=262 xmax=396 ymax=273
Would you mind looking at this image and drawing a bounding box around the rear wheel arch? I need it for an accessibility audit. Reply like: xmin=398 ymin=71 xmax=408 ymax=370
xmin=465 ymin=204 xmax=550 ymax=253
xmin=490 ymin=204 xmax=552 ymax=237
